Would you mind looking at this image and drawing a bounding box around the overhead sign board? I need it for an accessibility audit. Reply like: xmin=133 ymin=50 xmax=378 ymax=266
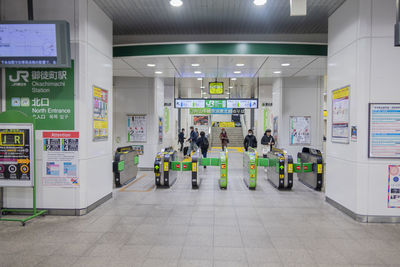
xmin=205 ymin=99 xmax=226 ymax=108
xmin=209 ymin=82 xmax=224 ymax=95
xmin=176 ymin=99 xmax=258 ymax=109
xmin=175 ymin=99 xmax=205 ymax=108
xmin=227 ymin=99 xmax=258 ymax=109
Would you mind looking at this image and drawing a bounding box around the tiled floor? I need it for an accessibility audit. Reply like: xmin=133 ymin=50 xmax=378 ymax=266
xmin=1 ymin=152 xmax=400 ymax=267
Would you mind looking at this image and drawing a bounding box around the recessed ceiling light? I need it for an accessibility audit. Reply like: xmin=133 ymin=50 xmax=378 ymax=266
xmin=155 ymin=71 xmax=163 ymax=74
xmin=253 ymin=0 xmax=267 ymax=6
xmin=227 ymin=92 xmax=231 ymax=94
xmin=225 ymin=96 xmax=229 ymax=99
xmin=281 ymin=63 xmax=291 ymax=67
xmin=201 ymin=86 xmax=205 ymax=89
xmin=236 ymin=63 xmax=245 ymax=67
xmin=234 ymin=71 xmax=241 ymax=74
xmin=197 ymin=78 xmax=203 ymax=81
xmin=229 ymin=86 xmax=233 ymax=89
xmin=231 ymin=78 xmax=237 ymax=81
xmin=147 ymin=64 xmax=156 ymax=67
xmin=273 ymin=71 xmax=282 ymax=74
xmin=191 ymin=63 xmax=200 ymax=67
xmin=170 ymin=0 xmax=183 ymax=7
xmin=194 ymin=71 xmax=202 ymax=74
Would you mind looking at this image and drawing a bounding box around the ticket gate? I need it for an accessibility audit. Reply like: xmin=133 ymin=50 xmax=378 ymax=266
xmin=265 ymin=148 xmax=293 ymax=190
xmin=199 ymin=150 xmax=228 ymax=189
xmin=243 ymin=148 xmax=258 ymax=190
xmin=113 ymin=146 xmax=139 ymax=187
xmin=296 ymin=147 xmax=323 ymax=191
xmin=154 ymin=148 xmax=178 ymax=188
xmin=191 ymin=150 xmax=202 ymax=189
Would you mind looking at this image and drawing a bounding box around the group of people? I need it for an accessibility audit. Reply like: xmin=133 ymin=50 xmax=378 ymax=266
xmin=178 ymin=127 xmax=276 ymax=156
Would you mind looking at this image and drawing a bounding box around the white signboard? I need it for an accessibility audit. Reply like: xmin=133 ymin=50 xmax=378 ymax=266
xmin=369 ymin=103 xmax=400 ymax=158
xmin=332 ymin=86 xmax=350 ymax=143
xmin=227 ymin=99 xmax=258 ymax=109
xmin=128 ymin=115 xmax=147 ymax=142
xmin=289 ymin=116 xmax=311 ymax=145
xmin=175 ymin=99 xmax=205 ymax=108
xmin=42 ymin=131 xmax=79 ymax=187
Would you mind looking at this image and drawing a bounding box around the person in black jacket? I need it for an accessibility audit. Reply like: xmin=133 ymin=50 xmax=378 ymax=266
xmin=178 ymin=128 xmax=185 ymax=151
xmin=261 ymin=129 xmax=275 ymax=151
xmin=196 ymin=131 xmax=209 ymax=168
xmin=244 ymin=129 xmax=257 ymax=151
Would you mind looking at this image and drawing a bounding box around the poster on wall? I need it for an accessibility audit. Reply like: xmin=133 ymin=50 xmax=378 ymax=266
xmin=369 ymin=103 xmax=400 ymax=158
xmin=5 ymin=61 xmax=75 ymax=130
xmin=158 ymin=117 xmax=163 ymax=144
xmin=128 ymin=115 xmax=146 ymax=142
xmin=263 ymin=108 xmax=273 ymax=132
xmin=332 ymin=86 xmax=350 ymax=143
xmin=93 ymin=86 xmax=108 ymax=141
xmin=273 ymin=116 xmax=279 ymax=145
xmin=42 ymin=131 xmax=79 ymax=187
xmin=0 ymin=124 xmax=33 ymax=187
xmin=289 ymin=116 xmax=311 ymax=145
xmin=388 ymin=165 xmax=400 ymax=208
xmin=164 ymin=107 xmax=169 ymax=133
xmin=193 ymin=116 xmax=209 ymax=126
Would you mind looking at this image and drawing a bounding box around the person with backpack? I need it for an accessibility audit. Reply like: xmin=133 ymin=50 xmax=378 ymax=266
xmin=178 ymin=128 xmax=186 ymax=152
xmin=196 ymin=131 xmax=209 ymax=168
xmin=244 ymin=129 xmax=257 ymax=151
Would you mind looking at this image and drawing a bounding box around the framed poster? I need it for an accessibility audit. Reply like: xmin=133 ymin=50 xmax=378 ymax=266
xmin=93 ymin=86 xmax=108 ymax=141
xmin=388 ymin=165 xmax=400 ymax=208
xmin=289 ymin=116 xmax=311 ymax=145
xmin=158 ymin=117 xmax=163 ymax=144
xmin=368 ymin=103 xmax=400 ymax=158
xmin=193 ymin=115 xmax=209 ymax=126
xmin=0 ymin=124 xmax=34 ymax=187
xmin=42 ymin=131 xmax=79 ymax=187
xmin=128 ymin=115 xmax=146 ymax=142
xmin=331 ymin=86 xmax=350 ymax=143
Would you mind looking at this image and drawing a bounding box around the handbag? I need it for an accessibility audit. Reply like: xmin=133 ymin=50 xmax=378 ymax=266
xmin=226 ymin=138 xmax=230 ymax=144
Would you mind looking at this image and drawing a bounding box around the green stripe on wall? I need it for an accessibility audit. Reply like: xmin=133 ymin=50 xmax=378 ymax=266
xmin=113 ymin=43 xmax=327 ymax=57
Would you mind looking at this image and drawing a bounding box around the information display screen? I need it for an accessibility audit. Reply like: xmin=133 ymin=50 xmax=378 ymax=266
xmin=227 ymin=99 xmax=258 ymax=109
xmin=0 ymin=21 xmax=71 ymax=68
xmin=175 ymin=99 xmax=205 ymax=108
xmin=209 ymin=82 xmax=224 ymax=95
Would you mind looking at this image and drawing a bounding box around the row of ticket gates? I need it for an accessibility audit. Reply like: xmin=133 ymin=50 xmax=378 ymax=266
xmin=152 ymin=146 xmax=324 ymax=191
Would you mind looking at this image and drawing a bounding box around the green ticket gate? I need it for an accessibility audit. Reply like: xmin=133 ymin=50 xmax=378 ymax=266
xmin=198 ymin=151 xmax=228 ymax=189
xmin=154 ymin=148 xmax=178 ymax=188
xmin=296 ymin=147 xmax=323 ymax=191
xmin=191 ymin=150 xmax=202 ymax=189
xmin=243 ymin=148 xmax=257 ymax=190
xmin=113 ymin=146 xmax=140 ymax=187
xmin=265 ymin=148 xmax=294 ymax=190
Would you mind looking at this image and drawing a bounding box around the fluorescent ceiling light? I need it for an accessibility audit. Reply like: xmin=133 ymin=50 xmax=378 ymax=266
xmin=227 ymin=92 xmax=231 ymax=94
xmin=236 ymin=63 xmax=245 ymax=67
xmin=234 ymin=71 xmax=241 ymax=74
xmin=273 ymin=71 xmax=282 ymax=74
xmin=253 ymin=0 xmax=267 ymax=6
xmin=225 ymin=96 xmax=229 ymax=99
xmin=229 ymin=86 xmax=233 ymax=89
xmin=170 ymin=0 xmax=183 ymax=7
xmin=194 ymin=71 xmax=202 ymax=74
xmin=197 ymin=78 xmax=203 ymax=81
xmin=147 ymin=64 xmax=156 ymax=67
xmin=290 ymin=0 xmax=307 ymax=16
xmin=155 ymin=71 xmax=163 ymax=74
xmin=191 ymin=63 xmax=200 ymax=67
xmin=201 ymin=86 xmax=205 ymax=89
xmin=231 ymin=78 xmax=237 ymax=81
xmin=281 ymin=63 xmax=291 ymax=67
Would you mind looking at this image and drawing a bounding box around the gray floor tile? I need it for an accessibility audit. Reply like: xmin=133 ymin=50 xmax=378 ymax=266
xmin=147 ymin=245 xmax=183 ymax=260
xmin=214 ymin=247 xmax=247 ymax=261
xmin=181 ymin=246 xmax=214 ymax=261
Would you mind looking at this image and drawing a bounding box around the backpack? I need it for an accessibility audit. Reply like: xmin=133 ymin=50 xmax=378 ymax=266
xmin=202 ymin=137 xmax=209 ymax=149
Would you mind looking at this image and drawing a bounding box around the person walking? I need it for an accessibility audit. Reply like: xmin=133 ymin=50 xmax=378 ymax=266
xmin=196 ymin=131 xmax=209 ymax=168
xmin=178 ymin=128 xmax=185 ymax=152
xmin=261 ymin=129 xmax=275 ymax=152
xmin=219 ymin=128 xmax=229 ymax=151
xmin=244 ymin=129 xmax=257 ymax=151
xmin=188 ymin=126 xmax=198 ymax=156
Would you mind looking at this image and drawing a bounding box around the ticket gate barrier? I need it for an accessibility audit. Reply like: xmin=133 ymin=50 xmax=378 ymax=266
xmin=113 ymin=146 xmax=139 ymax=187
xmin=154 ymin=149 xmax=179 ymax=188
xmin=295 ymin=147 xmax=323 ymax=191
xmin=243 ymin=147 xmax=258 ymax=190
xmin=191 ymin=150 xmax=202 ymax=189
xmin=265 ymin=148 xmax=294 ymax=190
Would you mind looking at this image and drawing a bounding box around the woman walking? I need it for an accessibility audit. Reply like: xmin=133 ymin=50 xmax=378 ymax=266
xmin=219 ymin=128 xmax=229 ymax=151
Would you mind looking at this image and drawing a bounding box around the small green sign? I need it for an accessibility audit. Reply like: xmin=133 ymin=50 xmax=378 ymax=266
xmin=118 ymin=161 xmax=125 ymax=172
xmin=164 ymin=107 xmax=169 ymax=133
xmin=6 ymin=61 xmax=75 ymax=130
xmin=190 ymin=108 xmax=212 ymax=115
xmin=205 ymin=100 xmax=226 ymax=108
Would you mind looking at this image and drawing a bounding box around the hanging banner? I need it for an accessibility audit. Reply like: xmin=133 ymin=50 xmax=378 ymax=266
xmin=128 ymin=115 xmax=147 ymax=142
xmin=369 ymin=103 xmax=400 ymax=158
xmin=289 ymin=116 xmax=311 ymax=145
xmin=388 ymin=165 xmax=400 ymax=208
xmin=5 ymin=61 xmax=74 ymax=130
xmin=164 ymin=107 xmax=169 ymax=133
xmin=158 ymin=117 xmax=163 ymax=144
xmin=42 ymin=131 xmax=79 ymax=187
xmin=93 ymin=86 xmax=108 ymax=141
xmin=263 ymin=108 xmax=272 ymax=132
xmin=0 ymin=124 xmax=34 ymax=187
xmin=332 ymin=86 xmax=350 ymax=143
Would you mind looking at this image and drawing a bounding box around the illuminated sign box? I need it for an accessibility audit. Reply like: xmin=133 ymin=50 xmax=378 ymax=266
xmin=209 ymin=82 xmax=224 ymax=95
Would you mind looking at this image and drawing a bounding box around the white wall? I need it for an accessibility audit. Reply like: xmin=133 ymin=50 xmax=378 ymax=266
xmin=1 ymin=0 xmax=113 ymax=210
xmin=255 ymin=85 xmax=273 ymax=142
xmin=326 ymin=0 xmax=400 ymax=218
xmin=272 ymin=79 xmax=283 ymax=146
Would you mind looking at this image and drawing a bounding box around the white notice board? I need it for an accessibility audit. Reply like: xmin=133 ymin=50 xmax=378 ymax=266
xmin=128 ymin=115 xmax=147 ymax=142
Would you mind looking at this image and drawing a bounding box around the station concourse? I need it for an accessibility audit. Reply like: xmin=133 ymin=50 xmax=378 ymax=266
xmin=0 ymin=0 xmax=400 ymax=266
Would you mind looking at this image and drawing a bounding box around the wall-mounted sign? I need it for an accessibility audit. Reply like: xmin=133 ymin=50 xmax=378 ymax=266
xmin=351 ymin=126 xmax=357 ymax=142
xmin=189 ymin=108 xmax=232 ymax=115
xmin=227 ymin=99 xmax=258 ymax=109
xmin=331 ymin=86 xmax=350 ymax=143
xmin=128 ymin=115 xmax=147 ymax=142
xmin=205 ymin=99 xmax=226 ymax=108
xmin=388 ymin=165 xmax=400 ymax=208
xmin=369 ymin=103 xmax=400 ymax=158
xmin=93 ymin=86 xmax=108 ymax=141
xmin=175 ymin=99 xmax=205 ymax=108
xmin=176 ymin=99 xmax=258 ymax=109
xmin=5 ymin=62 xmax=75 ymax=130
xmin=289 ymin=116 xmax=311 ymax=145
xmin=164 ymin=107 xmax=169 ymax=133
xmin=0 ymin=124 xmax=33 ymax=187
xmin=209 ymin=82 xmax=224 ymax=95
xmin=42 ymin=131 xmax=79 ymax=187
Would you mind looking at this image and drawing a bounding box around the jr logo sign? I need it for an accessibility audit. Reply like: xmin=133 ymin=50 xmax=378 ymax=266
xmin=9 ymin=71 xmax=29 ymax=83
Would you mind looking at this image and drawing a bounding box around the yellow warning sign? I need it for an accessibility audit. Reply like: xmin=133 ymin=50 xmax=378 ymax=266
xmin=164 ymin=162 xmax=169 ymax=171
xmin=279 ymin=174 xmax=284 ymax=179
xmin=317 ymin=164 xmax=323 ymax=174
xmin=288 ymin=164 xmax=293 ymax=173
xmin=192 ymin=163 xmax=197 ymax=172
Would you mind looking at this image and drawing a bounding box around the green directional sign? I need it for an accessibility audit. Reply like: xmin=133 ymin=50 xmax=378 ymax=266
xmin=280 ymin=165 xmax=284 ymax=170
xmin=205 ymin=100 xmax=227 ymax=108
xmin=154 ymin=165 xmax=159 ymax=170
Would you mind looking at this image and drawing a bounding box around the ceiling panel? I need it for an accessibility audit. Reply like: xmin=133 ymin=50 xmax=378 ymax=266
xmin=95 ymin=0 xmax=346 ymax=36
xmin=122 ymin=56 xmax=175 ymax=70
xmin=139 ymin=68 xmax=179 ymax=78
xmin=262 ymin=56 xmax=317 ymax=69
xmin=170 ymin=56 xmax=218 ymax=71
xmin=113 ymin=69 xmax=142 ymax=77
xmin=218 ymin=56 xmax=268 ymax=70
xmin=113 ymin=58 xmax=132 ymax=69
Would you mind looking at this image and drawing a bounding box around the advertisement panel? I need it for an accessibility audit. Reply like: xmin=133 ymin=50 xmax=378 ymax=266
xmin=193 ymin=116 xmax=209 ymax=126
xmin=289 ymin=116 xmax=311 ymax=145
xmin=128 ymin=115 xmax=147 ymax=142
xmin=93 ymin=86 xmax=108 ymax=141
xmin=388 ymin=165 xmax=400 ymax=208
xmin=332 ymin=86 xmax=350 ymax=143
